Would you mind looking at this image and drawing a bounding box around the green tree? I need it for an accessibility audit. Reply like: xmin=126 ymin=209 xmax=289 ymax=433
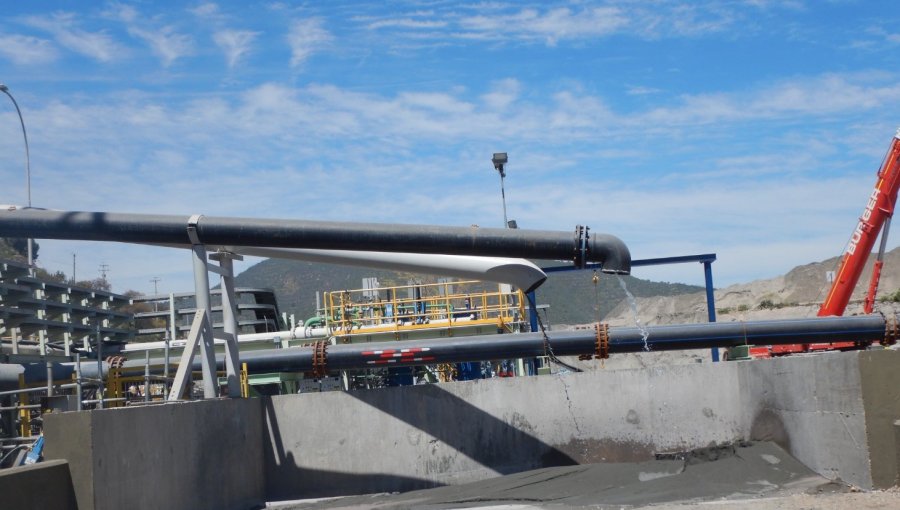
xmin=0 ymin=238 xmax=39 ymax=262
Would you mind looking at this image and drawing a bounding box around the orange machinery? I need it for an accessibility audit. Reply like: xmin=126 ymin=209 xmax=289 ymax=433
xmin=754 ymin=129 xmax=900 ymax=357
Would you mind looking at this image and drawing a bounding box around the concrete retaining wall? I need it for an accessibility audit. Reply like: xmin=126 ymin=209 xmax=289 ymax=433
xmin=43 ymin=398 xmax=265 ymax=510
xmin=36 ymin=349 xmax=899 ymax=507
xmin=263 ymin=350 xmax=900 ymax=499
xmin=0 ymin=459 xmax=77 ymax=510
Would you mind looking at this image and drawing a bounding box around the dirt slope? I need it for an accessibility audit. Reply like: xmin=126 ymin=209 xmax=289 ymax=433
xmin=602 ymin=247 xmax=900 ymax=328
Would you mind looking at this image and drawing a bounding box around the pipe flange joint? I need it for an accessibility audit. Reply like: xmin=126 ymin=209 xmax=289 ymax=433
xmin=312 ymin=340 xmax=328 ymax=378
xmin=187 ymin=214 xmax=203 ymax=245
xmin=883 ymin=316 xmax=900 ymax=346
xmin=595 ymin=322 xmax=610 ymax=359
xmin=573 ymin=225 xmax=591 ymax=268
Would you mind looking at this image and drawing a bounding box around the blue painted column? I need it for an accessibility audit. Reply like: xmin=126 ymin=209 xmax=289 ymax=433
xmin=704 ymin=261 xmax=719 ymax=362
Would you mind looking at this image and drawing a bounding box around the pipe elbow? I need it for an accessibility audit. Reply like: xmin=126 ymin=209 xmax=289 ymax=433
xmin=591 ymin=234 xmax=631 ymax=275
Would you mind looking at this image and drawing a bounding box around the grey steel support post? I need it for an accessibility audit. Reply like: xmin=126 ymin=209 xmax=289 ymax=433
xmin=10 ymin=327 xmax=18 ymax=355
xmin=143 ymin=350 xmax=150 ymax=402
xmin=168 ymin=292 xmax=177 ymax=342
xmin=165 ymin=292 xmax=175 ymax=392
xmin=168 ymin=310 xmax=212 ymax=401
xmin=210 ymin=252 xmax=242 ymax=398
xmin=191 ymin=242 xmax=218 ymax=399
xmin=75 ymin=353 xmax=83 ymax=412
xmin=96 ymin=325 xmax=104 ymax=409
xmin=45 ymin=360 xmax=53 ymax=397
xmin=41 ymin=330 xmax=53 ymax=397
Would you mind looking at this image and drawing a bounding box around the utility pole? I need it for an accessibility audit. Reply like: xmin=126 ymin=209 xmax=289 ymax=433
xmin=72 ymin=253 xmax=76 ymax=283
xmin=150 ymin=277 xmax=161 ymax=311
xmin=99 ymin=264 xmax=109 ymax=280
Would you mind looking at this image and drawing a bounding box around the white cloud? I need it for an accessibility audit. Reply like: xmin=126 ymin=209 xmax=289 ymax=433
xmin=367 ymin=18 xmax=448 ymax=30
xmin=626 ymin=86 xmax=662 ymax=96
xmin=360 ymin=2 xmax=804 ymax=48
xmin=190 ymin=3 xmax=222 ymax=20
xmin=24 ymin=12 xmax=122 ymax=62
xmin=104 ymin=4 xmax=192 ymax=66
xmin=287 ymin=18 xmax=332 ymax=68
xmin=634 ymin=74 xmax=900 ymax=128
xmin=126 ymin=25 xmax=193 ymax=67
xmin=214 ymin=29 xmax=258 ymax=68
xmin=461 ymin=7 xmax=629 ymax=45
xmin=0 ymin=34 xmax=58 ymax=64
xmin=481 ymin=79 xmax=520 ymax=111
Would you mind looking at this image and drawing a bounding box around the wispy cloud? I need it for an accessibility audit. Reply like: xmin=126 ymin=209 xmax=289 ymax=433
xmin=461 ymin=7 xmax=629 ymax=45
xmin=23 ymin=12 xmax=121 ymax=62
xmin=362 ymin=2 xmax=767 ymax=47
xmin=190 ymin=2 xmax=223 ymax=21
xmin=287 ymin=18 xmax=332 ymax=68
xmin=213 ymin=30 xmax=258 ymax=68
xmin=366 ymin=18 xmax=448 ymax=30
xmin=106 ymin=4 xmax=192 ymax=66
xmin=0 ymin=34 xmax=58 ymax=65
xmin=627 ymin=86 xmax=662 ymax=96
xmin=127 ymin=26 xmax=192 ymax=67
xmin=481 ymin=78 xmax=520 ymax=111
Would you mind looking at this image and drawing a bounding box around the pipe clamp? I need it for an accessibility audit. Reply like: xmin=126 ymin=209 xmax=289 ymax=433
xmin=187 ymin=214 xmax=203 ymax=245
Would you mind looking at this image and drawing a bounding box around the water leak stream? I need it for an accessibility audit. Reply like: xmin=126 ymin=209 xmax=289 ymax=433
xmin=617 ymin=275 xmax=651 ymax=351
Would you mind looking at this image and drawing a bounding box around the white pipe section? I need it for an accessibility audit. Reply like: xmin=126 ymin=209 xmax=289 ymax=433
xmin=215 ymin=246 xmax=547 ymax=292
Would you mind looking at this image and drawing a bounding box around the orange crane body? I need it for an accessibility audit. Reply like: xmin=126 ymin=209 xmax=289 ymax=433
xmin=764 ymin=130 xmax=900 ymax=356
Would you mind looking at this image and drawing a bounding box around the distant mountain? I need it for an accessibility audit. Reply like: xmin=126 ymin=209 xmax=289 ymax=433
xmin=233 ymin=258 xmax=705 ymax=325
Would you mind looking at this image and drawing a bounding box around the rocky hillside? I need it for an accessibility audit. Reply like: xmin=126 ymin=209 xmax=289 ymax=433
xmin=603 ymin=246 xmax=900 ymax=327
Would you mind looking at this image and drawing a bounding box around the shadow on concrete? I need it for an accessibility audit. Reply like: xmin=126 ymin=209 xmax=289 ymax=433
xmin=346 ymin=382 xmax=577 ymax=472
xmin=262 ymin=383 xmax=578 ymax=501
xmin=262 ymin=396 xmax=442 ymax=501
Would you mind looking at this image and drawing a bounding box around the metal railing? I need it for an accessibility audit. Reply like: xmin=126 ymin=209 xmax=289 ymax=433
xmin=324 ymin=280 xmax=526 ymax=336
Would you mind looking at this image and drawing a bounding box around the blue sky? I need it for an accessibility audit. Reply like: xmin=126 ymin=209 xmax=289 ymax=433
xmin=1 ymin=1 xmax=899 ymax=297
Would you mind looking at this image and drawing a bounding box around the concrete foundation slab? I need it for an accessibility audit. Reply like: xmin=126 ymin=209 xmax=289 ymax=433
xmin=271 ymin=442 xmax=831 ymax=509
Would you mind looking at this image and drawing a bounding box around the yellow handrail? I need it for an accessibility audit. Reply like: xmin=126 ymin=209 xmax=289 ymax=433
xmin=323 ymin=280 xmax=525 ymax=335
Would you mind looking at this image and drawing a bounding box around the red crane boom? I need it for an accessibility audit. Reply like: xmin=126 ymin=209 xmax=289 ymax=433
xmin=765 ymin=129 xmax=900 ymax=356
xmin=819 ymin=130 xmax=900 ymax=316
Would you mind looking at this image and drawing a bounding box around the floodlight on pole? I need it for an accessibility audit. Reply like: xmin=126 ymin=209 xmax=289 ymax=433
xmin=0 ymin=84 xmax=32 ymax=267
xmin=491 ymin=152 xmax=509 ymax=228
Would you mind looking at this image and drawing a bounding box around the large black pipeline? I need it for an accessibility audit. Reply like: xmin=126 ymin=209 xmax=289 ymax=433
xmin=8 ymin=314 xmax=892 ymax=385
xmin=236 ymin=314 xmax=891 ymax=373
xmin=0 ymin=209 xmax=631 ymax=273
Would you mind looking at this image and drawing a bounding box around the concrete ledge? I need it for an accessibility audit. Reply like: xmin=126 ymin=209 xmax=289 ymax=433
xmin=0 ymin=459 xmax=78 ymax=510
xmin=44 ymin=399 xmax=265 ymax=510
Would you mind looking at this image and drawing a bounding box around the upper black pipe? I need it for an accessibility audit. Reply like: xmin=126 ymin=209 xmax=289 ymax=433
xmin=0 ymin=209 xmax=631 ymax=274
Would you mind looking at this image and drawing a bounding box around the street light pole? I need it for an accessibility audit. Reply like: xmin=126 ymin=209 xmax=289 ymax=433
xmin=491 ymin=152 xmax=509 ymax=228
xmin=0 ymin=84 xmax=32 ymax=267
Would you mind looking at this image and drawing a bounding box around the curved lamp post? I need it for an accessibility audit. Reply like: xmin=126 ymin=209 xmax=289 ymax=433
xmin=0 ymin=83 xmax=33 ymax=267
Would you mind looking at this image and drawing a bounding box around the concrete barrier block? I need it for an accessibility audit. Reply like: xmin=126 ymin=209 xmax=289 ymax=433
xmin=0 ymin=459 xmax=77 ymax=510
xmin=859 ymin=349 xmax=900 ymax=488
xmin=44 ymin=398 xmax=265 ymax=510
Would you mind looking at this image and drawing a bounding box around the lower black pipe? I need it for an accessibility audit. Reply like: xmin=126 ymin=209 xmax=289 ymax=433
xmin=7 ymin=314 xmax=886 ymax=386
xmin=237 ymin=315 xmax=888 ymax=373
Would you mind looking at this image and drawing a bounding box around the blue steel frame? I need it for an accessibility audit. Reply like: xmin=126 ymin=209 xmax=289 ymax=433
xmin=531 ymin=253 xmax=720 ymax=362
